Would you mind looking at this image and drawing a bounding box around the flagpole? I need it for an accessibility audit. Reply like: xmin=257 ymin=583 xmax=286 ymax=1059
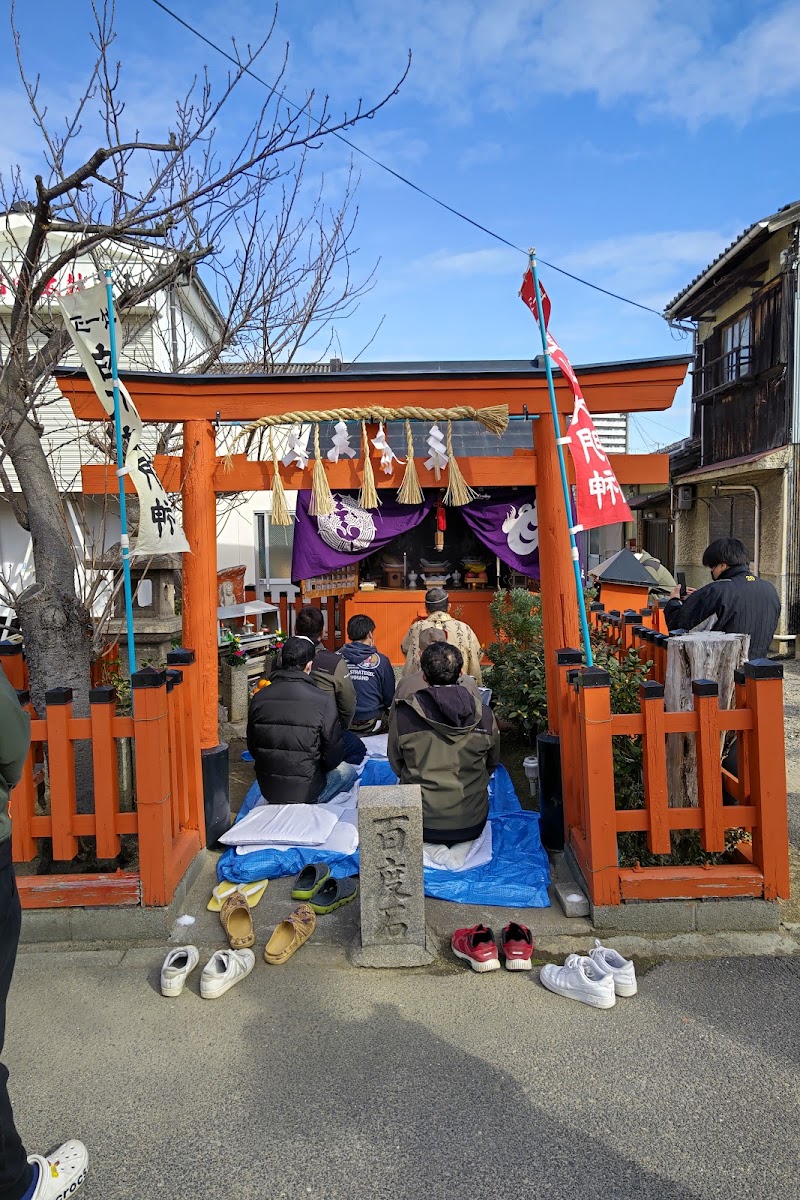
xmin=104 ymin=269 xmax=137 ymax=676
xmin=528 ymin=250 xmax=594 ymax=667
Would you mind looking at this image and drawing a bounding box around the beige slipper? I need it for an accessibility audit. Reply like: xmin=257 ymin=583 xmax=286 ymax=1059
xmin=207 ymin=879 xmax=269 ymax=912
xmin=220 ymin=890 xmax=255 ymax=950
xmin=263 ymin=904 xmax=316 ymax=966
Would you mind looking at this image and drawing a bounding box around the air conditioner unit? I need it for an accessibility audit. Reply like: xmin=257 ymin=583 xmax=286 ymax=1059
xmin=676 ymin=485 xmax=695 ymax=511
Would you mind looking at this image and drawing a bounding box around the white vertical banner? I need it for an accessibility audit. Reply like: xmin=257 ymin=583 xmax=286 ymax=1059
xmin=58 ymin=285 xmax=189 ymax=554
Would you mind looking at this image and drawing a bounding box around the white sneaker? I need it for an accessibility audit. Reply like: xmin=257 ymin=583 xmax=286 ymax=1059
xmin=200 ymin=948 xmax=255 ymax=999
xmin=539 ymin=954 xmax=616 ymax=1009
xmin=160 ymin=945 xmax=200 ymax=997
xmin=589 ymin=940 xmax=638 ymax=997
xmin=27 ymin=1139 xmax=88 ymax=1199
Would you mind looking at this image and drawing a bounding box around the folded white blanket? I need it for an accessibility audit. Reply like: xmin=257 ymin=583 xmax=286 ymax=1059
xmin=235 ymin=807 xmax=359 ymax=857
xmin=423 ymin=822 xmax=493 ymax=872
xmin=362 ymin=732 xmax=389 ymax=759
xmin=219 ymin=803 xmax=338 ymax=848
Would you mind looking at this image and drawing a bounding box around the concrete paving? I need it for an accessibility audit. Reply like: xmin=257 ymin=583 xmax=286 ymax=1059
xmin=7 ymin=946 xmax=800 ymax=1199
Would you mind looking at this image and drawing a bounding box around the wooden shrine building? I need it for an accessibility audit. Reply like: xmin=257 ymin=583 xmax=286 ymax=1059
xmin=57 ymin=354 xmax=691 ymax=753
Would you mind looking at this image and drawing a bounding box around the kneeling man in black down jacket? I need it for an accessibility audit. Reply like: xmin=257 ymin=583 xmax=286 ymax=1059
xmin=247 ymin=636 xmax=356 ymax=805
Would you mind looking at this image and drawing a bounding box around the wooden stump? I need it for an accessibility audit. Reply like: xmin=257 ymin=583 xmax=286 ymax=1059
xmin=665 ymin=632 xmax=749 ymax=807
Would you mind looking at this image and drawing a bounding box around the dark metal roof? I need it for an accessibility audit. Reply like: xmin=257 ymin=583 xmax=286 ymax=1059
xmin=668 ymin=437 xmax=701 ymax=478
xmin=54 ymin=353 xmax=692 ymax=385
xmin=664 ymin=200 xmax=800 ymax=320
xmin=589 ymin=548 xmax=656 ymax=587
xmin=628 ymin=490 xmax=670 ymax=510
xmin=674 ymin=447 xmax=787 ymax=480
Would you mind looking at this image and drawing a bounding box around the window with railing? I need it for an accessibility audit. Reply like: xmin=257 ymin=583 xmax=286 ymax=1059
xmin=693 ymin=281 xmax=783 ymax=401
xmin=721 ymin=312 xmax=752 ymax=383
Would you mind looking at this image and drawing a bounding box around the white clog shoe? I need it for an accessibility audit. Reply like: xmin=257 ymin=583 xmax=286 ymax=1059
xmin=27 ymin=1139 xmax=89 ymax=1199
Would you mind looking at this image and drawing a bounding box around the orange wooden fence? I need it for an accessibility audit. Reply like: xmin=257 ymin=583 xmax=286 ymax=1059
xmin=557 ymin=652 xmax=789 ymax=906
xmin=3 ymin=645 xmax=205 ymax=910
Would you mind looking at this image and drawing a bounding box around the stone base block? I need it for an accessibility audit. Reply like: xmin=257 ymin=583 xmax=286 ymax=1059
xmin=592 ymin=896 xmax=781 ymax=934
xmin=553 ymin=880 xmax=590 ymax=918
xmin=350 ymin=933 xmax=438 ymax=969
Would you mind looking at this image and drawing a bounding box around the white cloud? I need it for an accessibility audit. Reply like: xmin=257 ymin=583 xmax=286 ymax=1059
xmin=407 ymin=247 xmax=522 ymax=278
xmin=299 ymin=0 xmax=800 ymax=128
xmin=459 ymin=141 xmax=504 ymax=169
xmin=557 ymin=228 xmax=738 ymax=312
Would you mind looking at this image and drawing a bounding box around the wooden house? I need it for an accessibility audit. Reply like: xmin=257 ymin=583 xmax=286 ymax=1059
xmin=665 ymin=200 xmax=800 ymax=651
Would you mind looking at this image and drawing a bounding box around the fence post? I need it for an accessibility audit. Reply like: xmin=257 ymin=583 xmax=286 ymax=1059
xmin=622 ymin=611 xmax=638 ymax=654
xmin=165 ymin=671 xmax=182 ymax=841
xmin=10 ymin=688 xmax=36 ymax=863
xmin=743 ymin=660 xmax=790 ymax=900
xmin=589 ymin=603 xmax=604 ymax=635
xmin=693 ymin=680 xmax=725 ymax=853
xmin=576 ymin=667 xmax=620 ymax=905
xmin=133 ymin=667 xmax=172 ymax=906
xmin=166 ymin=648 xmax=206 ymax=843
xmin=46 ymin=687 xmax=78 ymax=862
xmin=654 ymin=632 xmax=669 ymax=685
xmin=640 ymin=680 xmax=670 ymax=855
xmin=90 ymin=685 xmax=121 ymax=859
xmin=0 ymin=642 xmax=26 ymax=691
xmin=732 ymin=667 xmax=751 ymax=800
xmin=556 ymin=649 xmax=583 ymax=838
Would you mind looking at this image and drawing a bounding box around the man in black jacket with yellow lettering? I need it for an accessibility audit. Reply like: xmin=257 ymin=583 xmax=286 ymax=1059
xmin=664 ymin=537 xmax=780 ymax=660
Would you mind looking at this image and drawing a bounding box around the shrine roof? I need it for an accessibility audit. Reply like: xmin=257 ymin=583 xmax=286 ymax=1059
xmin=56 ymin=352 xmax=691 ymax=384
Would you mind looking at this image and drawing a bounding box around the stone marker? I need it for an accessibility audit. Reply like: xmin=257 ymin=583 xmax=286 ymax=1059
xmin=352 ymin=784 xmax=435 ymax=968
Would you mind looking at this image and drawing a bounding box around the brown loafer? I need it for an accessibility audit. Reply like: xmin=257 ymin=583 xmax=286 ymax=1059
xmin=220 ymin=890 xmax=255 ymax=950
xmin=263 ymin=903 xmax=316 ymax=966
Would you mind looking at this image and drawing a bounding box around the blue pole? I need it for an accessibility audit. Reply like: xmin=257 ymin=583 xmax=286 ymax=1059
xmin=528 ymin=251 xmax=594 ymax=667
xmin=104 ymin=269 xmax=137 ymax=676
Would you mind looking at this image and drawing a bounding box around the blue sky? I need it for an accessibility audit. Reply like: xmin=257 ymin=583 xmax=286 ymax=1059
xmin=3 ymin=1 xmax=800 ymax=450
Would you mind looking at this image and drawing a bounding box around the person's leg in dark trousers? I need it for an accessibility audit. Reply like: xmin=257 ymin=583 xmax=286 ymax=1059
xmin=341 ymin=729 xmax=367 ymax=764
xmin=0 ymin=839 xmax=33 ymax=1200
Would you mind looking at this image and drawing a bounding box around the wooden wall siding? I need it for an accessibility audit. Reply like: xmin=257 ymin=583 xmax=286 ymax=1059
xmin=693 ymin=276 xmax=794 ymax=462
xmin=705 ymin=375 xmax=789 ymax=462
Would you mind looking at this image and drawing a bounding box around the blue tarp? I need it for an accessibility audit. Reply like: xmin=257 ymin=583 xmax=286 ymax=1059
xmin=217 ymin=762 xmax=551 ymax=908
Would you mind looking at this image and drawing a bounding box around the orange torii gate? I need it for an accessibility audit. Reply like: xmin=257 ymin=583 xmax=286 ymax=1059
xmin=57 ymin=355 xmax=690 ymax=755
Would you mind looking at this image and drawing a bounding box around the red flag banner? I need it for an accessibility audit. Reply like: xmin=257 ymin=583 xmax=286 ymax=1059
xmin=519 ymin=268 xmax=632 ymax=531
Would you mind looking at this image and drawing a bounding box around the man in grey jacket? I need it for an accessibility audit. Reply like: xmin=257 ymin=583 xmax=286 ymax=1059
xmin=388 ymin=642 xmax=500 ymax=846
xmin=0 ymin=669 xmax=89 ymax=1199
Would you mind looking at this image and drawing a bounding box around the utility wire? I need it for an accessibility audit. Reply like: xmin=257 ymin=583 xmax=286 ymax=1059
xmin=150 ymin=0 xmax=685 ymax=328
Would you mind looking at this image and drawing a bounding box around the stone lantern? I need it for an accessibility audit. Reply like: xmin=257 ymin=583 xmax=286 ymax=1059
xmin=98 ymin=549 xmax=183 ymax=671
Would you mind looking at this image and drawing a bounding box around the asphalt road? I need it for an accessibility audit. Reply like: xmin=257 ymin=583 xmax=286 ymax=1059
xmin=7 ymin=946 xmax=800 ymax=1199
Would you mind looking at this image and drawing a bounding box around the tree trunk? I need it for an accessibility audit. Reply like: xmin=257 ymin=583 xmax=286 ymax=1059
xmin=2 ymin=385 xmax=95 ymax=821
xmin=665 ymin=631 xmax=749 ymax=808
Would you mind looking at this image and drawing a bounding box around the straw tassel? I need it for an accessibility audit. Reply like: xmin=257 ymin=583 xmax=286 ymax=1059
xmin=268 ymin=430 xmax=292 ymax=526
xmin=443 ymin=421 xmax=477 ymax=506
xmin=308 ymin=425 xmax=334 ymax=517
xmin=397 ymin=419 xmax=423 ymax=505
xmin=358 ymin=421 xmax=380 ymax=510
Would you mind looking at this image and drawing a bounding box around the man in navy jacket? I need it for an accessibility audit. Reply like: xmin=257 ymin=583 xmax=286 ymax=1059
xmin=664 ymin=537 xmax=780 ymax=660
xmin=341 ymin=614 xmax=396 ymax=735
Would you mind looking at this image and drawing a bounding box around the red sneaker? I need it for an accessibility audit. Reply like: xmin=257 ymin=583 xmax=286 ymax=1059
xmin=500 ymin=922 xmax=534 ymax=970
xmin=451 ymin=925 xmax=500 ymax=973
